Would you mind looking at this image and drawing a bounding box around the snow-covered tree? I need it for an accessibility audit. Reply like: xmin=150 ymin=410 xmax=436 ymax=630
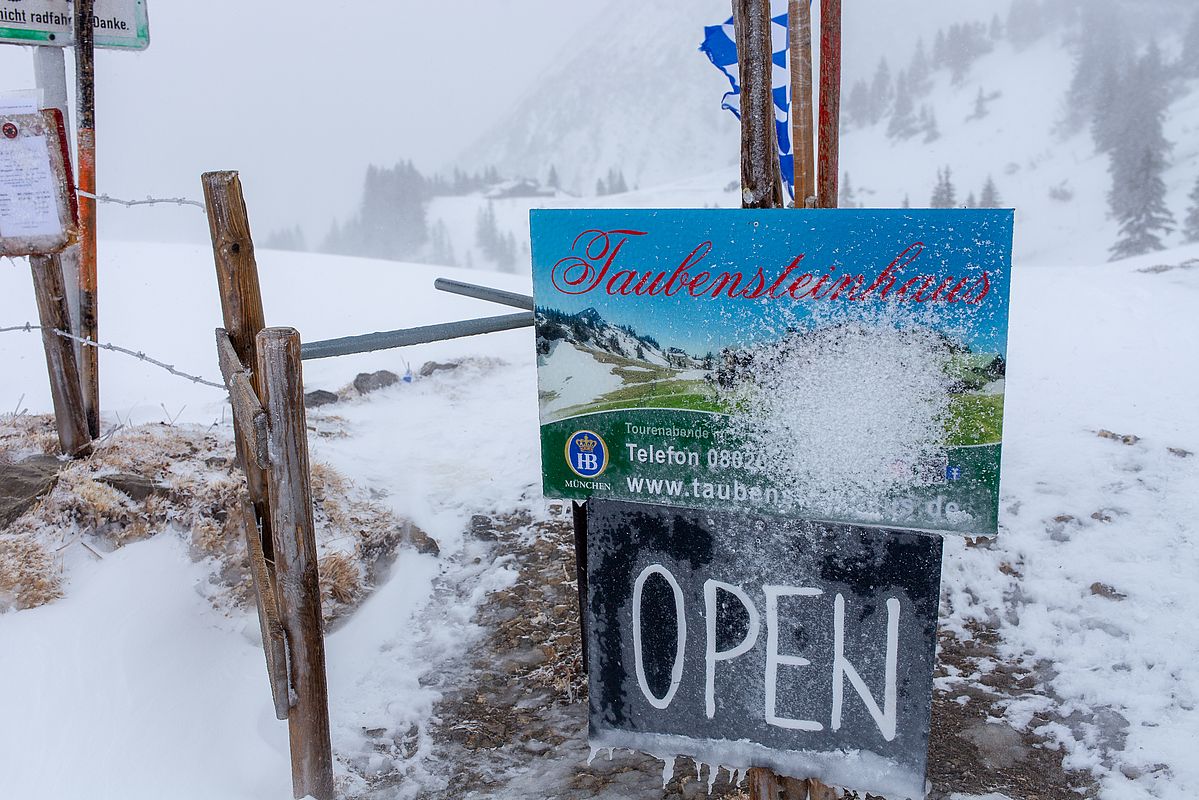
xmin=908 ymin=39 xmax=932 ymax=96
xmin=920 ymin=106 xmax=940 ymax=143
xmin=547 ymin=165 xmax=560 ymax=190
xmin=1108 ymin=43 xmax=1175 ymax=260
xmin=969 ymin=87 xmax=989 ymax=121
xmin=930 ymin=167 xmax=957 ymax=209
xmin=965 ymin=192 xmax=978 ymax=209
xmin=1006 ymin=0 xmax=1043 ymax=51
xmin=988 ymin=13 xmax=1003 ymax=42
xmin=1183 ymin=12 xmax=1199 ymax=78
xmin=1183 ymin=175 xmax=1199 ymax=244
xmin=980 ymin=176 xmax=1003 ymax=209
xmin=869 ymin=59 xmax=893 ymax=124
xmin=901 ymin=195 xmax=911 ymax=209
xmin=1062 ymin=0 xmax=1128 ymax=134
xmin=1090 ymin=56 xmax=1130 ymax=154
xmin=839 ymin=173 xmax=858 ymax=208
xmin=846 ymin=79 xmax=871 ymax=128
xmin=887 ymin=71 xmax=918 ymax=140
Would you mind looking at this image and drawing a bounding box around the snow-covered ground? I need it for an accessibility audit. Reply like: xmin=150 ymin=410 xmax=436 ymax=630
xmin=2 ymin=235 xmax=1197 ymax=798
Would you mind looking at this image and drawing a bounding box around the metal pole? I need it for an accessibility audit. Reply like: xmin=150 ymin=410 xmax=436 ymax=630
xmin=74 ymin=0 xmax=99 ymax=438
xmin=433 ymin=278 xmax=534 ymax=311
xmin=32 ymin=47 xmax=83 ymax=361
xmin=816 ymin=0 xmax=843 ymax=209
xmin=299 ymin=312 xmax=534 ymax=361
xmin=788 ymin=0 xmax=816 ymax=207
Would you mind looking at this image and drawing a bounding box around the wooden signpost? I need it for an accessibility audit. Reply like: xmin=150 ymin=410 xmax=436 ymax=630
xmin=1 ymin=108 xmax=89 ymax=456
xmin=2 ymin=0 xmax=152 ymax=440
xmin=529 ymin=2 xmax=1015 ymax=798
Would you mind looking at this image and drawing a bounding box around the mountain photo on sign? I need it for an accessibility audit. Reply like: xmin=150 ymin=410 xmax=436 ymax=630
xmin=531 ymin=208 xmax=1013 ymax=537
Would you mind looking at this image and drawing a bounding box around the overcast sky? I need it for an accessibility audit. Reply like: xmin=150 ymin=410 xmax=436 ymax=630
xmin=0 ymin=0 xmax=1040 ymax=245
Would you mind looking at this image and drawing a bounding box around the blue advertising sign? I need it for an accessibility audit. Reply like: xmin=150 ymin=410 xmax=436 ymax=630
xmin=532 ymin=209 xmax=1013 ymax=536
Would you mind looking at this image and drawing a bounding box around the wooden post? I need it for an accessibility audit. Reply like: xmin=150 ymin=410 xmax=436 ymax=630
xmin=257 ymin=327 xmax=334 ymax=800
xmin=202 ymin=170 xmax=273 ymax=557
xmin=816 ymin=0 xmax=843 ymax=209
xmin=29 ymin=254 xmax=91 ymax=457
xmin=747 ymin=767 xmax=781 ymax=800
xmin=788 ymin=0 xmax=816 ymax=207
xmin=733 ymin=0 xmax=784 ymax=209
xmin=74 ymin=0 xmax=100 ymax=438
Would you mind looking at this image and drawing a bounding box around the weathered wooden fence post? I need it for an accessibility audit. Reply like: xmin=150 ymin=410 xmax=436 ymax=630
xmin=29 ymin=254 xmax=91 ymax=457
xmin=734 ymin=0 xmax=785 ymax=209
xmin=257 ymin=327 xmax=334 ymax=800
xmin=736 ymin=1 xmax=840 ymax=797
xmin=202 ymin=170 xmax=273 ymax=555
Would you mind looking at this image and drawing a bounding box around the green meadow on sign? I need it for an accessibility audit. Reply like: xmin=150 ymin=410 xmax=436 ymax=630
xmin=532 ymin=209 xmax=1013 ymax=537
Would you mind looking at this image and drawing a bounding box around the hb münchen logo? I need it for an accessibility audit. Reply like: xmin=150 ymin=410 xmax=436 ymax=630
xmin=565 ymin=430 xmax=608 ymax=478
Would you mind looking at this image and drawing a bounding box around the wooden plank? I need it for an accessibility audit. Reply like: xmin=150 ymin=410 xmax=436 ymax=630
xmin=257 ymin=327 xmax=334 ymax=800
xmin=780 ymin=777 xmax=809 ymax=799
xmin=733 ymin=0 xmax=784 ymax=209
xmin=229 ymin=372 xmax=270 ymax=470
xmin=217 ymin=328 xmax=270 ymax=470
xmin=235 ymin=493 xmax=291 ymax=720
xmin=215 ymin=327 xmax=247 ymax=385
xmin=816 ymin=0 xmax=843 ymax=209
xmin=29 ymin=254 xmax=91 ymax=457
xmin=203 ymin=171 xmax=273 ymax=558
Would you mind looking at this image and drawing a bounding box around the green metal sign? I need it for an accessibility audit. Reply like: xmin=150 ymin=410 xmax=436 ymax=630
xmin=0 ymin=0 xmax=149 ymax=50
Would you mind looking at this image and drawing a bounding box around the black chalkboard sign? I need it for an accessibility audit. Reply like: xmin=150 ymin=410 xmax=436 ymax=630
xmin=586 ymin=499 xmax=942 ymax=800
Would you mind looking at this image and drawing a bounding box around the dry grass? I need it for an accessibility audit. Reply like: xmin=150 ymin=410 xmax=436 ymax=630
xmin=0 ymin=415 xmax=426 ymax=622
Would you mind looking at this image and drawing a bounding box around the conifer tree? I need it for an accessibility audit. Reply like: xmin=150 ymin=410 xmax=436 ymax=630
xmin=970 ymin=87 xmax=988 ymax=120
xmin=980 ymin=176 xmax=1002 ymax=209
xmin=1108 ymin=42 xmax=1175 ymax=260
xmin=1183 ymin=12 xmax=1199 ymax=78
xmin=901 ymin=195 xmax=911 ymax=209
xmin=908 ymin=39 xmax=932 ymax=96
xmin=930 ymin=167 xmax=957 ymax=209
xmin=596 ymin=177 xmax=607 ymax=196
xmin=1062 ymin=0 xmax=1127 ymax=134
xmin=547 ymin=165 xmax=560 ymax=190
xmin=1182 ymin=175 xmax=1199 ymax=244
xmin=847 ymin=80 xmax=871 ymax=127
xmin=840 ymin=173 xmax=858 ymax=208
xmin=887 ymin=71 xmax=918 ymax=140
xmin=965 ymin=192 xmax=977 ymax=209
xmin=869 ymin=59 xmax=893 ymax=124
xmin=920 ymin=106 xmax=940 ymax=143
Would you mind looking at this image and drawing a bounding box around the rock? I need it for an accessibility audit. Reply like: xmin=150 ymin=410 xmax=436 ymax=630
xmin=353 ymin=370 xmax=399 ymax=395
xmin=304 ymin=389 xmax=339 ymax=408
xmin=419 ymin=360 xmax=460 ymax=377
xmin=1090 ymin=581 xmax=1127 ymax=601
xmin=1097 ymin=429 xmax=1140 ymax=445
xmin=96 ymin=473 xmax=169 ymax=503
xmin=403 ymin=521 xmax=440 ymax=556
xmin=1168 ymin=447 xmax=1193 ymax=458
xmin=959 ymin=720 xmax=1028 ymax=770
xmin=0 ymin=454 xmax=63 ymax=527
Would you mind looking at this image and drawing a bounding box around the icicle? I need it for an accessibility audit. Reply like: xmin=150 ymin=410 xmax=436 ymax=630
xmin=661 ymin=755 xmax=676 ymax=790
xmin=606 ymin=746 xmax=615 ymax=761
xmin=707 ymin=763 xmax=719 ymax=795
xmin=696 ymin=760 xmax=702 ymax=782
xmin=586 ymin=744 xmax=601 ymax=766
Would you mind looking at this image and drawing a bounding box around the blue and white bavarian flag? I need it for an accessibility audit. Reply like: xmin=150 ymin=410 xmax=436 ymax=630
xmin=700 ymin=10 xmax=794 ymax=199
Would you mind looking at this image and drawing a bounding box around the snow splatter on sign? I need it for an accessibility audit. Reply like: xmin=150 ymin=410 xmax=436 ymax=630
xmin=586 ymin=499 xmax=942 ymax=800
xmin=531 ymin=208 xmax=1013 ymax=536
xmin=0 ymin=110 xmax=76 ymax=256
xmin=0 ymin=0 xmax=149 ymax=50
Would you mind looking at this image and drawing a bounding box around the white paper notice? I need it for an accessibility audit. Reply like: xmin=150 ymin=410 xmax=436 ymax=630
xmin=0 ymin=134 xmax=63 ymax=239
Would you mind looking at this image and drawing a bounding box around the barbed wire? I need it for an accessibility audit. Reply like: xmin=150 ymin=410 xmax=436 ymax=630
xmin=0 ymin=322 xmax=225 ymax=389
xmin=75 ymin=188 xmax=206 ymax=211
